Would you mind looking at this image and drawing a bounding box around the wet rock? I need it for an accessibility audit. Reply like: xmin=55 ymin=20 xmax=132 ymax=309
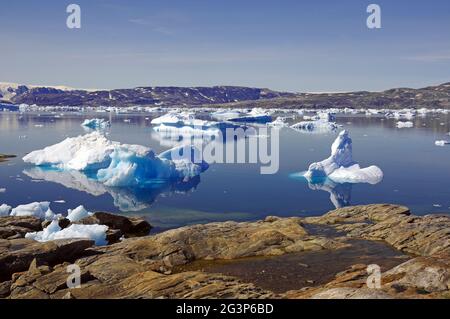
xmin=78 ymin=212 xmax=152 ymax=238
xmin=305 ymin=204 xmax=450 ymax=256
xmin=0 ymin=216 xmax=42 ymax=239
xmin=96 ymin=217 xmax=347 ymax=272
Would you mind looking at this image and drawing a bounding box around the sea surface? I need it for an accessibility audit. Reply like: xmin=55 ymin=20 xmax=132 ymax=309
xmin=1 ymin=111 xmax=450 ymax=231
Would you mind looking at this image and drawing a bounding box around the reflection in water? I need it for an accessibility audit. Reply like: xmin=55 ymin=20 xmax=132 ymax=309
xmin=307 ymin=179 xmax=352 ymax=209
xmin=23 ymin=167 xmax=201 ymax=212
xmin=290 ymin=173 xmax=352 ymax=209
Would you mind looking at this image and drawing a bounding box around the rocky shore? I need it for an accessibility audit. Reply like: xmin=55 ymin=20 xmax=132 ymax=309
xmin=0 ymin=154 xmax=16 ymax=163
xmin=0 ymin=204 xmax=448 ymax=299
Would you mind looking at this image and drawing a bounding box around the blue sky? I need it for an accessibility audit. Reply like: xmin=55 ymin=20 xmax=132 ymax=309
xmin=1 ymin=0 xmax=450 ymax=92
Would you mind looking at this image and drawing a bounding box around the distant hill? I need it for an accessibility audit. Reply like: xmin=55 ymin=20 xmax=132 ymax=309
xmin=1 ymin=81 xmax=450 ymax=109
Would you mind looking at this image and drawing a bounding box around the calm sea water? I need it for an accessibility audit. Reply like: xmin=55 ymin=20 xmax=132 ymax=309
xmin=1 ymin=111 xmax=450 ymax=231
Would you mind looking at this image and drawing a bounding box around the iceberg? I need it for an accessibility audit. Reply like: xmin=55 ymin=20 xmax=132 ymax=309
xmin=228 ymin=108 xmax=273 ymax=124
xmin=303 ymin=130 xmax=383 ymax=185
xmin=25 ymin=220 xmax=108 ymax=246
xmin=435 ymin=140 xmax=450 ymax=146
xmin=10 ymin=201 xmax=59 ymax=220
xmin=151 ymin=112 xmax=211 ymax=128
xmin=0 ymin=204 xmax=11 ymax=217
xmin=268 ymin=117 xmax=289 ymax=128
xmin=23 ymin=132 xmax=209 ymax=188
xmin=81 ymin=118 xmax=110 ymax=130
xmin=396 ymin=121 xmax=414 ymax=128
xmin=291 ymin=120 xmax=339 ymax=133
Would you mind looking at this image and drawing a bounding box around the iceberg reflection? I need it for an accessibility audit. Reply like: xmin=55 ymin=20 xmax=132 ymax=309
xmin=23 ymin=167 xmax=201 ymax=212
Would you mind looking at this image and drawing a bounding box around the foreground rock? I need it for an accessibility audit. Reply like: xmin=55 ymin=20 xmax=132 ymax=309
xmin=0 ymin=204 xmax=449 ymax=299
xmin=0 ymin=238 xmax=94 ymax=281
xmin=0 ymin=216 xmax=42 ymax=240
xmin=304 ymin=204 xmax=450 ymax=256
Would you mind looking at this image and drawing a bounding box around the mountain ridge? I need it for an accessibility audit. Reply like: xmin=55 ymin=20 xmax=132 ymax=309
xmin=1 ymin=81 xmax=450 ymax=109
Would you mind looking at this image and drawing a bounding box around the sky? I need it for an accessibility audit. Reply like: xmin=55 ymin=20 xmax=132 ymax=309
xmin=1 ymin=0 xmax=450 ymax=92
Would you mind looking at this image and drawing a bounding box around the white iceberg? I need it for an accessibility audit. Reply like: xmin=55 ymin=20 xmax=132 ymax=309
xmin=81 ymin=118 xmax=110 ymax=130
xmin=10 ymin=201 xmax=59 ymax=220
xmin=67 ymin=205 xmax=92 ymax=222
xmin=25 ymin=220 xmax=108 ymax=246
xmin=303 ymin=130 xmax=383 ymax=185
xmin=23 ymin=132 xmax=209 ymax=187
xmin=291 ymin=120 xmax=339 ymax=133
xmin=268 ymin=117 xmax=289 ymax=128
xmin=396 ymin=121 xmax=414 ymax=128
xmin=0 ymin=204 xmax=11 ymax=217
xmin=227 ymin=108 xmax=273 ymax=123
xmin=151 ymin=112 xmax=211 ymax=128
xmin=435 ymin=140 xmax=450 ymax=146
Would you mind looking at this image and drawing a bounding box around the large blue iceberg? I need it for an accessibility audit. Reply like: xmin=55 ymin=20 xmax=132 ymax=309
xmin=23 ymin=132 xmax=209 ymax=188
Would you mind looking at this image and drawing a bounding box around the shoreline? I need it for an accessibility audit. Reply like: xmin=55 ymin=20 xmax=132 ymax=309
xmin=0 ymin=204 xmax=449 ymax=299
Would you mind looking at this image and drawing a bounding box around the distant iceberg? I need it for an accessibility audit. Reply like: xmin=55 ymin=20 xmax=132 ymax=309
xmin=396 ymin=121 xmax=414 ymax=128
xmin=303 ymin=130 xmax=383 ymax=185
xmin=291 ymin=120 xmax=339 ymax=134
xmin=211 ymin=108 xmax=272 ymax=123
xmin=435 ymin=140 xmax=450 ymax=146
xmin=23 ymin=132 xmax=209 ymax=188
xmin=268 ymin=117 xmax=289 ymax=128
xmin=81 ymin=118 xmax=110 ymax=130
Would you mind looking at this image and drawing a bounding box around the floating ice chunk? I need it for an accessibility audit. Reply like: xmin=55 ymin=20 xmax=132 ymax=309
xmin=151 ymin=112 xmax=209 ymax=127
xmin=211 ymin=109 xmax=242 ymax=121
xmin=291 ymin=120 xmax=339 ymax=133
xmin=10 ymin=201 xmax=58 ymax=220
xmin=25 ymin=220 xmax=108 ymax=246
xmin=268 ymin=117 xmax=289 ymax=128
xmin=396 ymin=121 xmax=414 ymax=128
xmin=0 ymin=204 xmax=12 ymax=216
xmin=153 ymin=124 xmax=221 ymax=138
xmin=0 ymin=188 xmax=5 ymax=193
xmin=67 ymin=205 xmax=92 ymax=222
xmin=227 ymin=108 xmax=272 ymax=123
xmin=81 ymin=118 xmax=110 ymax=130
xmin=303 ymin=130 xmax=383 ymax=185
xmin=435 ymin=140 xmax=450 ymax=146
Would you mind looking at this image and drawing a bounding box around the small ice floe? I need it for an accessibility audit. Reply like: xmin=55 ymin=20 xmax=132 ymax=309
xmin=435 ymin=140 xmax=450 ymax=146
xmin=291 ymin=120 xmax=339 ymax=133
xmin=226 ymin=108 xmax=273 ymax=124
xmin=396 ymin=121 xmax=414 ymax=128
xmin=10 ymin=201 xmax=60 ymax=220
xmin=268 ymin=117 xmax=289 ymax=128
xmin=25 ymin=220 xmax=108 ymax=246
xmin=67 ymin=205 xmax=93 ymax=222
xmin=34 ymin=124 xmax=44 ymax=128
xmin=433 ymin=204 xmax=442 ymax=208
xmin=53 ymin=200 xmax=66 ymax=203
xmin=303 ymin=130 xmax=383 ymax=184
xmin=123 ymin=119 xmax=131 ymax=123
xmin=0 ymin=204 xmax=12 ymax=216
xmin=0 ymin=188 xmax=5 ymax=193
xmin=81 ymin=118 xmax=110 ymax=130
